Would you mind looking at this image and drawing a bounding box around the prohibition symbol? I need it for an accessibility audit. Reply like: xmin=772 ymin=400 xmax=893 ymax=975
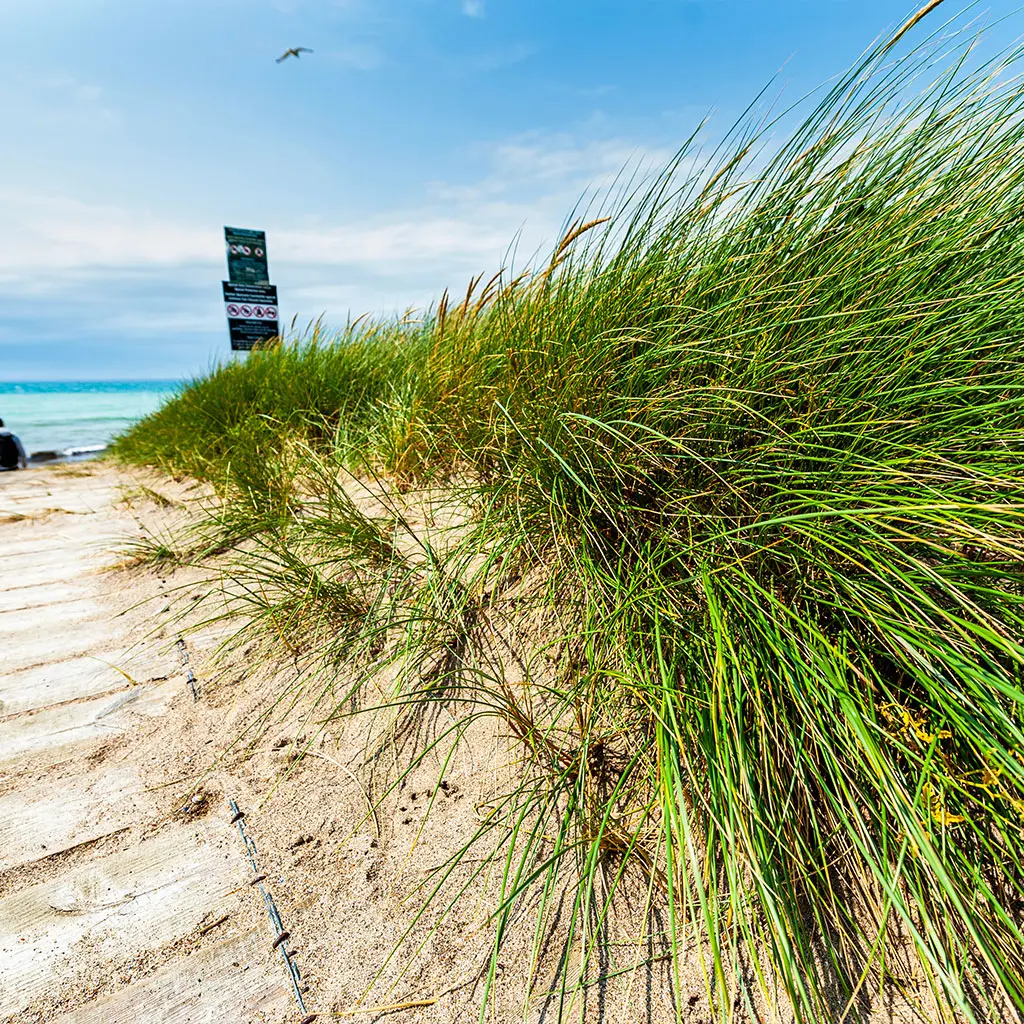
xmin=265 ymin=306 xmax=277 ymax=318
xmin=240 ymin=304 xmax=253 ymax=316
xmin=253 ymin=305 xmax=265 ymax=318
xmin=255 ymin=247 xmax=264 ymax=257
xmin=227 ymin=303 xmax=240 ymax=317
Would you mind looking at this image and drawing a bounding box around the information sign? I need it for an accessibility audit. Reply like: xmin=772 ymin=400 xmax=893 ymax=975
xmin=225 ymin=226 xmax=270 ymax=285
xmin=223 ymin=282 xmax=280 ymax=350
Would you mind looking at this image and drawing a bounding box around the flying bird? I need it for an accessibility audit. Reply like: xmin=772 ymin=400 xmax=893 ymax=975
xmin=276 ymin=47 xmax=313 ymax=63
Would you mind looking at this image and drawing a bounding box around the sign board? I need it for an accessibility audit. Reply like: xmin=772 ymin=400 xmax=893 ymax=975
xmin=225 ymin=226 xmax=270 ymax=285
xmin=223 ymin=282 xmax=279 ymax=351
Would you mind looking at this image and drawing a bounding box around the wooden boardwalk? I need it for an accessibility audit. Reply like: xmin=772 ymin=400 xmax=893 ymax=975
xmin=0 ymin=467 xmax=295 ymax=1023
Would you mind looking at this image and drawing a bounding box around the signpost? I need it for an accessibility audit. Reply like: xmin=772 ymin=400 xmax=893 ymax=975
xmin=225 ymin=226 xmax=271 ymax=285
xmin=223 ymin=226 xmax=279 ymax=350
xmin=223 ymin=282 xmax=279 ymax=351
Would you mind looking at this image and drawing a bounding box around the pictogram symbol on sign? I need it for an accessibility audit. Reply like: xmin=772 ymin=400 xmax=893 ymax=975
xmin=240 ymin=304 xmax=253 ymax=316
xmin=227 ymin=303 xmax=240 ymax=317
xmin=253 ymin=306 xmax=265 ymax=318
xmin=266 ymin=306 xmax=277 ymax=318
xmin=255 ymin=247 xmax=264 ymax=257
xmin=242 ymin=245 xmax=252 ymax=255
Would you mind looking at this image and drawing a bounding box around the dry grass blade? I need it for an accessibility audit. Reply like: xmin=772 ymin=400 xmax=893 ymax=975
xmin=882 ymin=0 xmax=950 ymax=57
xmin=537 ymin=217 xmax=612 ymax=286
xmin=307 ymin=750 xmax=382 ymax=837
xmin=330 ymin=974 xmax=478 ymax=1017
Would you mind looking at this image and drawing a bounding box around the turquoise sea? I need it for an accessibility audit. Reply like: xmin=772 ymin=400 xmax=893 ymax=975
xmin=0 ymin=381 xmax=178 ymax=457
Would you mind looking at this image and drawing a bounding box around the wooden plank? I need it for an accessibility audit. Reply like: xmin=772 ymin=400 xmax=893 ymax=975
xmin=0 ymin=597 xmax=104 ymax=637
xmin=0 ymin=764 xmax=148 ymax=872
xmin=49 ymin=933 xmax=293 ymax=1024
xmin=0 ymin=550 xmax=109 ymax=596
xmin=0 ymin=681 xmax=178 ymax=769
xmin=0 ymin=484 xmax=120 ymax=518
xmin=0 ymin=558 xmax=107 ymax=592
xmin=0 ymin=545 xmax=110 ymax=573
xmin=0 ymin=653 xmax=164 ymax=719
xmin=0 ymin=579 xmax=95 ymax=614
xmin=0 ymin=618 xmax=125 ymax=676
xmin=0 ymin=825 xmax=248 ymax=1017
xmin=0 ymin=527 xmax=124 ymax=560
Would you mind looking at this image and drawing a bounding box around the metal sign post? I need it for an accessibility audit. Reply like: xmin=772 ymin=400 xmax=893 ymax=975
xmin=223 ymin=226 xmax=280 ymax=350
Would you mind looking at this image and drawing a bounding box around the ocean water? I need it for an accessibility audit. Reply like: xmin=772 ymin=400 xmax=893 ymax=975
xmin=0 ymin=381 xmax=179 ymax=456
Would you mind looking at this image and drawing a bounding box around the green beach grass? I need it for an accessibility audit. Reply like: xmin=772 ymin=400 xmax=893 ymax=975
xmin=114 ymin=7 xmax=1024 ymax=1020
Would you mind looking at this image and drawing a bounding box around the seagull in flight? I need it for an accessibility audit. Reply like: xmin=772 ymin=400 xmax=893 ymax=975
xmin=276 ymin=47 xmax=313 ymax=63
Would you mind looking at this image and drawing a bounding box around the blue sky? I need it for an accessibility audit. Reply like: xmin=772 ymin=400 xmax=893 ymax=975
xmin=1 ymin=0 xmax=1020 ymax=380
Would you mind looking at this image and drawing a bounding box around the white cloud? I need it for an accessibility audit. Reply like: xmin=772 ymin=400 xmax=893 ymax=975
xmin=0 ymin=131 xmax=669 ymax=277
xmin=429 ymin=133 xmax=677 ymax=211
xmin=462 ymin=0 xmax=484 ymax=17
xmin=277 ymin=218 xmax=511 ymax=268
xmin=0 ymin=127 xmax=686 ymax=341
xmin=0 ymin=190 xmax=512 ymax=278
xmin=0 ymin=190 xmax=217 ymax=271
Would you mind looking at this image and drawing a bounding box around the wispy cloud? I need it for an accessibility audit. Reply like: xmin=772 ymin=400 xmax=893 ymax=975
xmin=325 ymin=41 xmax=385 ymax=71
xmin=464 ymin=41 xmax=535 ymax=73
xmin=0 ymin=71 xmax=120 ymax=127
xmin=0 ymin=190 xmax=217 ymax=272
xmin=430 ymin=132 xmax=676 ymax=209
xmin=0 ymin=128 xmax=674 ymax=280
xmin=0 ymin=190 xmax=512 ymax=279
xmin=0 ymin=125 xmax=683 ymax=377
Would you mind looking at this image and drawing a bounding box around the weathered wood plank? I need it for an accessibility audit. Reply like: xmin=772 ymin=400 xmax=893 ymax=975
xmin=0 ymin=580 xmax=95 ymax=614
xmin=0 ymin=551 xmax=110 ymax=598
xmin=0 ymin=654 xmax=133 ymax=718
xmin=0 ymin=765 xmax=149 ymax=873
xmin=0 ymin=527 xmax=124 ymax=561
xmin=0 ymin=598 xmax=105 ymax=638
xmin=0 ymin=682 xmax=177 ymax=769
xmin=0 ymin=619 xmax=126 ymax=676
xmin=0 ymin=825 xmax=247 ymax=1017
xmin=49 ymin=933 xmax=293 ymax=1024
xmin=0 ymin=558 xmax=107 ymax=593
xmin=0 ymin=651 xmax=171 ymax=720
xmin=0 ymin=485 xmax=120 ymax=518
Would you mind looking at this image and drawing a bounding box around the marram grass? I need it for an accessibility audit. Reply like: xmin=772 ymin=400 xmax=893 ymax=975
xmin=115 ymin=7 xmax=1024 ymax=1021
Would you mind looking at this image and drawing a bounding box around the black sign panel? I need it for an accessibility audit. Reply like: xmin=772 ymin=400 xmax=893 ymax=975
xmin=225 ymin=226 xmax=270 ymax=285
xmin=223 ymin=282 xmax=279 ymax=351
